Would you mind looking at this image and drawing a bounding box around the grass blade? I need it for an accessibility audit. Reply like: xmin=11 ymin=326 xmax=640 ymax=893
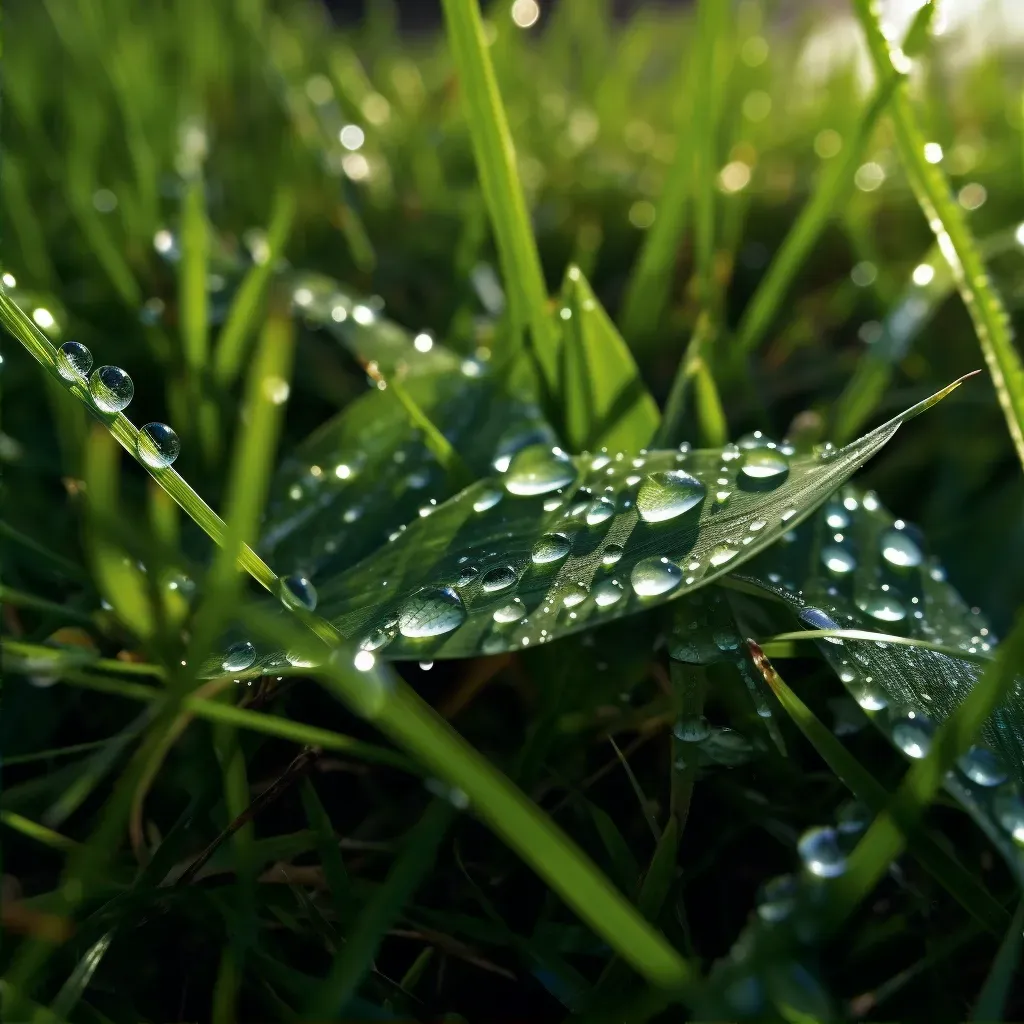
xmin=214 ymin=187 xmax=297 ymax=386
xmin=439 ymin=0 xmax=557 ymax=388
xmin=824 ymin=611 xmax=1024 ymax=932
xmin=972 ymin=899 xmax=1024 ymax=1022
xmin=749 ymin=642 xmax=1009 ymax=936
xmin=179 ymin=174 xmax=210 ymax=375
xmin=851 ymin=0 xmax=1024 ymax=470
xmin=304 ymin=799 xmax=455 ymax=1016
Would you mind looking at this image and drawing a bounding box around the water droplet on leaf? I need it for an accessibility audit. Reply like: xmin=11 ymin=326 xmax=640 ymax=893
xmin=957 ymin=746 xmax=1007 ymax=787
xmin=504 ymin=445 xmax=576 ymax=496
xmin=137 ymin=422 xmax=181 ymax=468
xmin=798 ymin=826 xmax=846 ymax=878
xmin=398 ymin=587 xmax=466 ymax=638
xmin=223 ymin=641 xmax=256 ymax=672
xmin=532 ymin=533 xmax=570 ymax=564
xmin=89 ymin=365 xmax=134 ymax=412
xmin=56 ymin=341 xmax=92 ymax=382
xmin=631 ymin=556 xmax=682 ymax=597
xmin=281 ymin=574 xmax=318 ymax=611
xmin=636 ymin=470 xmax=706 ymax=523
xmin=481 ymin=565 xmax=517 ymax=592
xmin=892 ymin=712 xmax=934 ymax=758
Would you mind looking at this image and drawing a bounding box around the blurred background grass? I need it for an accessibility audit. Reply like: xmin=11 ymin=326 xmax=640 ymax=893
xmin=3 ymin=0 xmax=1024 ymax=1019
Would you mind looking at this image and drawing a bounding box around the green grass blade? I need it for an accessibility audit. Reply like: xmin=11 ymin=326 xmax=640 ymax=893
xmin=300 ymin=778 xmax=352 ymax=923
xmin=751 ymin=643 xmax=1009 ymax=935
xmin=851 ymin=0 xmax=1024 ymax=470
xmin=1 ymin=811 xmax=81 ymax=854
xmin=214 ymin=187 xmax=297 ymax=386
xmin=180 ymin=174 xmax=210 ymax=372
xmin=439 ymin=0 xmax=557 ymax=388
xmin=972 ymin=899 xmax=1024 ymax=1023
xmin=304 ymin=799 xmax=455 ymax=1016
xmin=732 ymin=76 xmax=900 ymax=357
xmin=588 ymin=803 xmax=642 ymax=897
xmin=825 ymin=611 xmax=1024 ymax=932
xmin=559 ymin=265 xmax=660 ymax=453
xmin=46 ymin=933 xmax=114 ymax=1024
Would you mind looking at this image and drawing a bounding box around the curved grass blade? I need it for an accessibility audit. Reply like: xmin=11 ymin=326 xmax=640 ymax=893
xmin=972 ymin=899 xmax=1024 ymax=1023
xmin=559 ymin=265 xmax=660 ymax=453
xmin=851 ymin=0 xmax=1024 ymax=470
xmin=239 ymin=375 xmax=973 ymax=666
xmin=734 ymin=483 xmax=1024 ymax=882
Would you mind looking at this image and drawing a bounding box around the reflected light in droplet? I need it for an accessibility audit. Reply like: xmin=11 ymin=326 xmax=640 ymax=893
xmin=911 ymin=264 xmax=935 ymax=286
xmin=923 ymin=142 xmax=944 ymax=164
xmin=719 ymin=161 xmax=752 ymax=193
xmin=511 ymin=0 xmax=540 ymax=28
xmin=414 ymin=332 xmax=434 ymax=353
xmin=33 ymin=308 xmax=55 ymax=329
xmin=340 ymin=124 xmax=365 ymax=151
xmin=2 ymin=272 xmax=16 ymax=288
xmin=354 ymin=650 xmax=376 ymax=672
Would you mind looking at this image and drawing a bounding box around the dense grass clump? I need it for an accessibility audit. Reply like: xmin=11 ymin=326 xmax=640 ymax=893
xmin=3 ymin=0 xmax=1024 ymax=1021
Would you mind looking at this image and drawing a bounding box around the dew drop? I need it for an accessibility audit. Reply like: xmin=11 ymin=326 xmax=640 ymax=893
xmin=359 ymin=627 xmax=393 ymax=652
xmin=957 ymin=746 xmax=1007 ymax=787
xmin=137 ymin=422 xmax=181 ymax=468
xmin=223 ymin=641 xmax=256 ymax=673
xmin=481 ymin=565 xmax=517 ymax=592
xmin=585 ymin=496 xmax=615 ymax=525
xmin=757 ymin=874 xmax=798 ymax=922
xmin=493 ymin=599 xmax=524 ymax=623
xmin=709 ymin=543 xmax=739 ymax=568
xmin=674 ymin=714 xmax=711 ymax=742
xmin=601 ymin=544 xmax=624 ymax=567
xmin=739 ymin=449 xmax=789 ymax=484
xmin=286 ymin=649 xmax=322 ymax=668
xmin=504 ymin=445 xmax=576 ymax=496
xmin=398 ymin=586 xmax=466 ymax=638
xmin=557 ymin=581 xmax=588 ymax=608
xmin=281 ymin=574 xmax=318 ymax=611
xmin=836 ymin=800 xmax=871 ymax=835
xmin=850 ymin=679 xmax=888 ymax=712
xmin=630 ymin=556 xmax=682 ymax=597
xmin=532 ymin=533 xmax=571 ymax=564
xmin=473 ymin=488 xmax=503 ymax=513
xmin=89 ymin=365 xmax=134 ymax=412
xmin=798 ymin=607 xmax=844 ymax=644
xmin=636 ymin=470 xmax=706 ymax=523
xmin=456 ymin=565 xmax=479 ymax=588
xmin=821 ymin=544 xmax=856 ymax=575
xmin=892 ymin=712 xmax=934 ymax=759
xmin=857 ymin=591 xmax=907 ymax=623
xmin=798 ymin=826 xmax=846 ymax=878
xmin=880 ymin=529 xmax=923 ymax=569
xmin=56 ymin=341 xmax=92 ymax=382
xmin=593 ymin=577 xmax=624 ymax=607
xmin=825 ymin=504 xmax=850 ymax=530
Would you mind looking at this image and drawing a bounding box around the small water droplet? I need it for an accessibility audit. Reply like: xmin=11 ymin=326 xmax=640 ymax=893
xmin=631 ymin=556 xmax=682 ymax=597
xmin=601 ymin=544 xmax=623 ymax=567
xmin=709 ymin=543 xmax=739 ymax=568
xmin=821 ymin=544 xmax=856 ymax=575
xmin=957 ymin=746 xmax=1007 ymax=787
xmin=593 ymin=577 xmax=624 ymax=607
xmin=836 ymin=800 xmax=871 ymax=835
xmin=557 ymin=581 xmax=588 ymax=608
xmin=286 ymin=649 xmax=322 ymax=668
xmin=636 ymin=470 xmax=706 ymax=523
xmin=473 ymin=488 xmax=503 ymax=512
xmin=504 ymin=445 xmax=577 ymax=496
xmin=851 ymin=679 xmax=888 ymax=711
xmin=739 ymin=449 xmax=789 ymax=484
xmin=857 ymin=591 xmax=907 ymax=623
xmin=223 ymin=641 xmax=256 ymax=672
xmin=359 ymin=627 xmax=393 ymax=651
xmin=757 ymin=874 xmax=798 ymax=922
xmin=89 ymin=365 xmax=134 ymax=412
xmin=56 ymin=341 xmax=92 ymax=382
xmin=137 ymin=422 xmax=181 ymax=468
xmin=799 ymin=607 xmax=844 ymax=644
xmin=398 ymin=586 xmax=466 ymax=638
xmin=281 ymin=574 xmax=318 ymax=611
xmin=674 ymin=714 xmax=711 ymax=742
xmin=892 ymin=712 xmax=934 ymax=759
xmin=493 ymin=599 xmax=524 ymax=623
xmin=532 ymin=533 xmax=571 ymax=564
xmin=880 ymin=529 xmax=922 ymax=568
xmin=456 ymin=565 xmax=480 ymax=588
xmin=825 ymin=504 xmax=850 ymax=529
xmin=798 ymin=826 xmax=846 ymax=878
xmin=585 ymin=496 xmax=615 ymax=525
xmin=481 ymin=565 xmax=517 ymax=592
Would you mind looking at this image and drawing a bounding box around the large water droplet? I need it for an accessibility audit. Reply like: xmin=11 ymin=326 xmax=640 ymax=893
xmin=602 ymin=544 xmax=624 ymax=567
xmin=993 ymin=792 xmax=1024 ymax=844
xmin=799 ymin=607 xmax=844 ymax=644
xmin=89 ymin=365 xmax=134 ymax=412
xmin=881 ymin=529 xmax=922 ymax=568
xmin=481 ymin=565 xmax=517 ymax=592
xmin=504 ymin=445 xmax=576 ymax=496
xmin=821 ymin=544 xmax=856 ymax=575
xmin=398 ymin=586 xmax=466 ymax=638
xmin=456 ymin=566 xmax=479 ymax=588
xmin=636 ymin=470 xmax=706 ymax=523
xmin=892 ymin=712 xmax=934 ymax=759
xmin=532 ymin=533 xmax=571 ymax=564
xmin=757 ymin=874 xmax=798 ymax=923
xmin=56 ymin=341 xmax=92 ymax=382
xmin=957 ymin=746 xmax=1007 ymax=787
xmin=593 ymin=577 xmax=624 ymax=607
xmin=857 ymin=591 xmax=907 ymax=623
xmin=631 ymin=556 xmax=682 ymax=597
xmin=798 ymin=826 xmax=846 ymax=878
xmin=137 ymin=422 xmax=181 ymax=468
xmin=674 ymin=715 xmax=711 ymax=742
xmin=281 ymin=574 xmax=318 ymax=611
xmin=739 ymin=449 xmax=789 ymax=485
xmin=223 ymin=641 xmax=256 ymax=672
